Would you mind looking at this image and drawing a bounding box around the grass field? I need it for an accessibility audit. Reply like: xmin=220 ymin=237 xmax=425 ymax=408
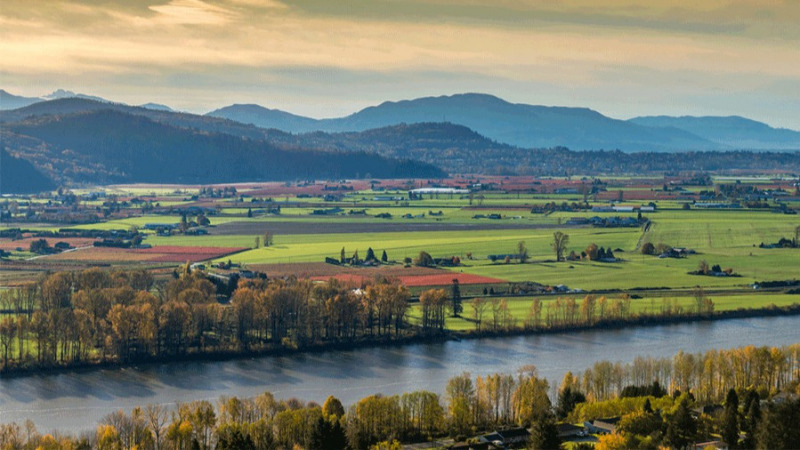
xmin=407 ymin=293 xmax=800 ymax=331
xmin=206 ymin=227 xmax=638 ymax=266
xmin=3 ymin=178 xmax=798 ymax=294
xmin=151 ymin=207 xmax=800 ymax=290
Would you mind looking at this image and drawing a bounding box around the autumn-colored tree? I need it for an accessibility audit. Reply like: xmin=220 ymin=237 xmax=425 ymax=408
xmin=414 ymin=251 xmax=434 ymax=267
xmin=584 ymin=243 xmax=599 ymax=261
xmin=445 ymin=372 xmax=476 ymax=437
xmin=471 ymin=297 xmax=489 ymax=331
xmin=419 ymin=289 xmax=447 ymax=333
xmin=323 ymin=395 xmax=346 ymax=419
xmin=552 ymin=231 xmax=570 ymax=261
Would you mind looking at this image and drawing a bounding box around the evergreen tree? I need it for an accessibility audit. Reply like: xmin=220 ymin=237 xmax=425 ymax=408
xmin=381 ymin=250 xmax=388 ymax=263
xmin=325 ymin=418 xmax=347 ymax=450
xmin=556 ymin=386 xmax=586 ymax=419
xmin=528 ymin=412 xmax=561 ymax=450
xmin=216 ymin=425 xmax=254 ymax=449
xmin=340 ymin=247 xmax=346 ymax=264
xmin=722 ymin=388 xmax=739 ymax=448
xmin=643 ymin=398 xmax=653 ymax=414
xmin=664 ymin=398 xmax=697 ymax=449
xmin=365 ymin=247 xmax=376 ymax=262
xmin=740 ymin=390 xmax=761 ymax=449
xmin=755 ymin=398 xmax=800 ymax=450
xmin=450 ymin=279 xmax=462 ymax=317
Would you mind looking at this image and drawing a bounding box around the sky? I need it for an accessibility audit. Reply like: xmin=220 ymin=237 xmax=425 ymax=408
xmin=2 ymin=0 xmax=799 ymax=129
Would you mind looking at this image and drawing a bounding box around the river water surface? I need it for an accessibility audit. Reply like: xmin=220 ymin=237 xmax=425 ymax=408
xmin=1 ymin=315 xmax=798 ymax=432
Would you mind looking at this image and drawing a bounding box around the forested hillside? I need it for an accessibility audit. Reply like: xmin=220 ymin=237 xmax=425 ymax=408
xmin=0 ymin=148 xmax=55 ymax=194
xmin=1 ymin=110 xmax=445 ymax=186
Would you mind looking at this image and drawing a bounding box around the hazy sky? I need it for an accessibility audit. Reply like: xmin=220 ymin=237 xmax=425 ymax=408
xmin=2 ymin=0 xmax=799 ymax=128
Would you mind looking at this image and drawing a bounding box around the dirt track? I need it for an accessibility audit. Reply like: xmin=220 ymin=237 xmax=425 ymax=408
xmin=213 ymin=220 xmax=569 ymax=235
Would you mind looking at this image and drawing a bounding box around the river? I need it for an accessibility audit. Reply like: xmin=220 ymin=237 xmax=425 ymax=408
xmin=1 ymin=315 xmax=798 ymax=432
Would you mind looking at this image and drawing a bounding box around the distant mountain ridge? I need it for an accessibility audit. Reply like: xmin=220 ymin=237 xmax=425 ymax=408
xmin=0 ymin=90 xmax=42 ymax=110
xmin=139 ymin=103 xmax=175 ymax=112
xmin=628 ymin=115 xmax=800 ymax=150
xmin=207 ymin=104 xmax=320 ymax=132
xmin=0 ymin=89 xmax=111 ymax=111
xmin=42 ymin=89 xmax=108 ymax=103
xmin=208 ymin=93 xmax=726 ymax=152
xmin=5 ymin=89 xmax=800 ymax=151
xmin=2 ymin=101 xmax=799 ymax=192
xmin=208 ymin=93 xmax=800 ymax=151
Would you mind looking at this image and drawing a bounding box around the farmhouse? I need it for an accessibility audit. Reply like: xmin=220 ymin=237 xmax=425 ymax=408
xmin=557 ymin=423 xmax=586 ymax=440
xmin=479 ymin=428 xmax=530 ymax=446
xmin=566 ymin=217 xmax=590 ymax=225
xmin=694 ymin=202 xmax=742 ymax=209
xmin=584 ymin=417 xmax=620 ymax=434
xmin=588 ymin=216 xmax=639 ymax=228
xmin=487 ymin=253 xmax=522 ymax=262
xmin=143 ymin=223 xmax=178 ymax=230
xmin=311 ymin=207 xmax=343 ymax=215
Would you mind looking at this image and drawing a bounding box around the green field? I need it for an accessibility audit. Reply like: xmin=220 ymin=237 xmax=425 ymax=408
xmin=3 ymin=179 xmax=799 ymax=295
xmin=124 ymin=206 xmax=800 ymax=291
xmin=205 ymin=227 xmax=636 ymax=266
xmin=407 ymin=293 xmax=800 ymax=331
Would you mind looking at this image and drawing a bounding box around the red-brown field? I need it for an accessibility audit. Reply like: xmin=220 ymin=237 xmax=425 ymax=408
xmin=295 ymin=266 xmax=506 ymax=287
xmin=41 ymin=245 xmax=247 ymax=263
xmin=43 ymin=247 xmax=158 ymax=262
xmin=131 ymin=246 xmax=248 ymax=262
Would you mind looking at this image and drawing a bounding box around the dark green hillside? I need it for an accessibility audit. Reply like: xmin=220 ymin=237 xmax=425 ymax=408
xmin=0 ymin=98 xmax=289 ymax=143
xmin=0 ymin=148 xmax=55 ymax=193
xmin=3 ymin=110 xmax=445 ymax=184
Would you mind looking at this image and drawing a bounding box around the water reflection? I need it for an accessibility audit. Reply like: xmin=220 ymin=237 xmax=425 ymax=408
xmin=1 ymin=315 xmax=798 ymax=431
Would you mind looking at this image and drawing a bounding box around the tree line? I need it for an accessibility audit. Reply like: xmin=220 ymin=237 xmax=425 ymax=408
xmin=0 ymin=268 xmax=414 ymax=371
xmin=0 ymin=267 xmax=790 ymax=373
xmin=2 ymin=344 xmax=799 ymax=449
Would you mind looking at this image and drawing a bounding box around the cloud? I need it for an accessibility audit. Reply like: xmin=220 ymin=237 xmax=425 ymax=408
xmin=148 ymin=0 xmax=235 ymax=25
xmin=1 ymin=0 xmax=799 ymax=128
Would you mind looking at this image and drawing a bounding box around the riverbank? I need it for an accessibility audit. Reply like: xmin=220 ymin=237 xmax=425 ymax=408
xmin=3 ymin=314 xmax=800 ymax=432
xmin=3 ymin=302 xmax=799 ymax=379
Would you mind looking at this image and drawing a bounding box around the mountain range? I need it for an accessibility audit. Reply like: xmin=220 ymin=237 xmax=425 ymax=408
xmin=2 ymin=90 xmax=800 ymax=193
xmin=4 ymin=89 xmax=800 ymax=151
xmin=628 ymin=115 xmax=800 ymax=150
xmin=207 ymin=93 xmax=800 ymax=152
xmin=0 ymin=89 xmax=171 ymax=113
xmin=0 ymin=103 xmax=444 ymax=192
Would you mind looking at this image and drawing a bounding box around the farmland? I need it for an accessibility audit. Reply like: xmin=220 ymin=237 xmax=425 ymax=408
xmin=2 ymin=174 xmax=799 ymax=302
xmin=2 ymin=173 xmax=800 ymax=440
